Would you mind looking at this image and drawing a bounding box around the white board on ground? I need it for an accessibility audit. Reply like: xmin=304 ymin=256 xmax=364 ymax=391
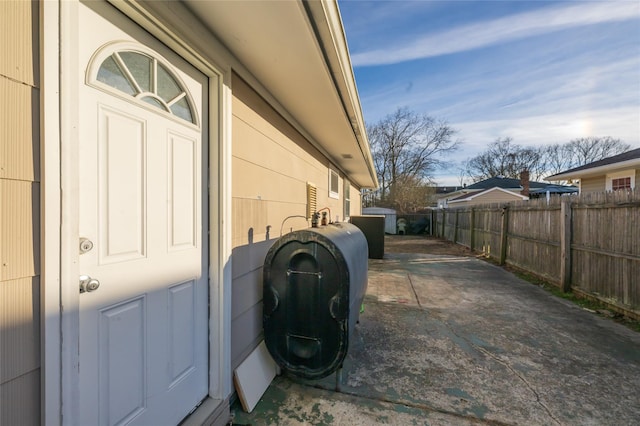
xmin=234 ymin=341 xmax=278 ymax=413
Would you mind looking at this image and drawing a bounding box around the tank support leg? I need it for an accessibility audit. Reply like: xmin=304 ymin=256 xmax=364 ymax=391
xmin=335 ymin=366 xmax=343 ymax=391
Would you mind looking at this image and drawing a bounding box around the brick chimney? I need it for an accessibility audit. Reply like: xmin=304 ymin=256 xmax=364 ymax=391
xmin=520 ymin=170 xmax=530 ymax=197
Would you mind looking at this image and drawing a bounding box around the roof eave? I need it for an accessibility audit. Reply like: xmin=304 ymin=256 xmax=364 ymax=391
xmin=182 ymin=0 xmax=378 ymax=189
xmin=304 ymin=0 xmax=378 ymax=189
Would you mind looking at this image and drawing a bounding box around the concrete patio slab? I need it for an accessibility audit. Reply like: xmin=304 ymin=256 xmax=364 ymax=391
xmin=231 ymin=244 xmax=640 ymax=425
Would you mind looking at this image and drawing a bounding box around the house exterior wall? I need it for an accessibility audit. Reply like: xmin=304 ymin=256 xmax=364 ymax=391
xmin=451 ymin=190 xmax=524 ymax=207
xmin=2 ymin=1 xmax=371 ymax=420
xmin=578 ymin=168 xmax=639 ymax=193
xmin=438 ymin=190 xmax=472 ymax=208
xmin=580 ymin=176 xmax=606 ymax=193
xmin=231 ymin=73 xmax=347 ymax=247
xmin=230 ymin=73 xmax=356 ymax=370
xmin=0 ymin=1 xmax=41 ymax=425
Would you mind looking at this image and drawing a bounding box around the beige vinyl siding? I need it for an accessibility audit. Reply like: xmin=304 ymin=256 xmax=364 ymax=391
xmin=636 ymin=169 xmax=640 ymax=189
xmin=0 ymin=1 xmax=38 ymax=85
xmin=231 ymin=74 xmax=344 ymax=247
xmin=0 ymin=1 xmax=41 ymax=424
xmin=580 ymin=176 xmax=606 ymax=193
xmin=230 ymin=73 xmax=351 ymax=369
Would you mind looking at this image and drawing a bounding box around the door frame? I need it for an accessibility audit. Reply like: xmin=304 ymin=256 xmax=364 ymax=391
xmin=42 ymin=1 xmax=233 ymax=424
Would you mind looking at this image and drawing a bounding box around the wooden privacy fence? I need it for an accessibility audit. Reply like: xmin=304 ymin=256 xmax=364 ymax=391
xmin=432 ymin=190 xmax=640 ymax=318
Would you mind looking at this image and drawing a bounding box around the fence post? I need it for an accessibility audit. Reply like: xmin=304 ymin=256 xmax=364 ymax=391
xmin=441 ymin=209 xmax=446 ymax=238
xmin=560 ymin=200 xmax=572 ymax=292
xmin=500 ymin=205 xmax=509 ymax=265
xmin=453 ymin=209 xmax=459 ymax=243
xmin=470 ymin=208 xmax=475 ymax=252
xmin=430 ymin=210 xmax=435 ymax=236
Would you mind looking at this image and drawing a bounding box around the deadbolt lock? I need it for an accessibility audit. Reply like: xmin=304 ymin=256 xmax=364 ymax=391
xmin=79 ymin=238 xmax=94 ymax=254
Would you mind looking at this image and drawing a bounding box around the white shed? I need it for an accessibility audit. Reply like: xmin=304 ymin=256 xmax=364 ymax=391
xmin=362 ymin=207 xmax=398 ymax=234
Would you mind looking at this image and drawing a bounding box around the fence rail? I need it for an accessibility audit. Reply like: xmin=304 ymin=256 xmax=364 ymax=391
xmin=431 ymin=190 xmax=640 ymax=318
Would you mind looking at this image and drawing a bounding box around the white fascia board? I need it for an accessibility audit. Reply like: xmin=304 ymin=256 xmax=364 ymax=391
xmin=442 ymin=189 xmax=477 ymax=203
xmin=448 ymin=187 xmax=528 ymax=203
xmin=442 ymin=189 xmax=471 ymax=200
xmin=321 ymin=0 xmax=377 ymax=188
xmin=304 ymin=0 xmax=378 ymax=189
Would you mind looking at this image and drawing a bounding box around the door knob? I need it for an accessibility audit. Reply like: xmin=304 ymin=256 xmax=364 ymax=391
xmin=79 ymin=275 xmax=100 ymax=293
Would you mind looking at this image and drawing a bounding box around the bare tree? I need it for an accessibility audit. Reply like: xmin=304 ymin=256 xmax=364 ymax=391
xmin=542 ymin=143 xmax=575 ymax=176
xmin=368 ymin=107 xmax=459 ymax=210
xmin=542 ymin=137 xmax=631 ymax=181
xmin=457 ymin=162 xmax=471 ymax=187
xmin=566 ymin=136 xmax=631 ymax=165
xmin=392 ymin=174 xmax=435 ymax=213
xmin=467 ymin=136 xmax=631 ymax=184
xmin=466 ymin=137 xmax=545 ymax=181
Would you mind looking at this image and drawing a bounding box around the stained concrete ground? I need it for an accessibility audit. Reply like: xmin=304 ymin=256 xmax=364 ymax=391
xmin=231 ymin=235 xmax=640 ymax=425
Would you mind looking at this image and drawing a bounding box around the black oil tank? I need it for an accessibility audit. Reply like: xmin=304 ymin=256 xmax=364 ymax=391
xmin=263 ymin=222 xmax=368 ymax=379
xmin=349 ymin=215 xmax=385 ymax=259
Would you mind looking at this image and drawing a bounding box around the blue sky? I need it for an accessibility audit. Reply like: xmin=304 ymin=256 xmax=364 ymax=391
xmin=338 ymin=0 xmax=640 ymax=185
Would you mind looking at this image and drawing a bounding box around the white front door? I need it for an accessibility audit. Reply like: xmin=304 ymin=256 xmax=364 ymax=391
xmin=76 ymin=2 xmax=209 ymax=424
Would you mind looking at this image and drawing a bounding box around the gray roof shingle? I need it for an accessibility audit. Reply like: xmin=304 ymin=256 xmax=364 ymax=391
xmin=466 ymin=176 xmax=552 ymax=190
xmin=547 ymin=148 xmax=640 ymax=178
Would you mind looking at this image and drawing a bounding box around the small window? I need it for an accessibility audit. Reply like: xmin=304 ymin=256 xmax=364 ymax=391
xmin=606 ymin=170 xmax=635 ymax=191
xmin=91 ymin=46 xmax=197 ymax=125
xmin=329 ymin=169 xmax=339 ymax=199
xmin=343 ymin=181 xmax=351 ymax=220
xmin=612 ymin=177 xmax=631 ymax=191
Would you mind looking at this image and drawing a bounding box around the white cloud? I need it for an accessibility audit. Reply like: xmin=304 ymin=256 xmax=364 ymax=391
xmin=352 ymin=2 xmax=640 ymax=66
xmin=360 ymin=54 xmax=640 ymax=127
xmin=454 ymin=106 xmax=640 ymax=154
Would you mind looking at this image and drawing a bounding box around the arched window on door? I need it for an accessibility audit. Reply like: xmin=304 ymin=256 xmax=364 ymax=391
xmin=88 ymin=43 xmax=198 ymax=126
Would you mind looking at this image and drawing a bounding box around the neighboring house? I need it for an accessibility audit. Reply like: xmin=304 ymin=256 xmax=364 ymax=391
xmin=447 ymin=186 xmax=529 ymax=207
xmin=437 ymin=174 xmax=577 ymax=207
xmin=546 ymin=148 xmax=640 ymax=193
xmin=0 ymin=1 xmax=377 ymax=425
xmin=426 ymin=185 xmax=463 ymax=206
xmin=435 ymin=185 xmax=465 ymax=196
